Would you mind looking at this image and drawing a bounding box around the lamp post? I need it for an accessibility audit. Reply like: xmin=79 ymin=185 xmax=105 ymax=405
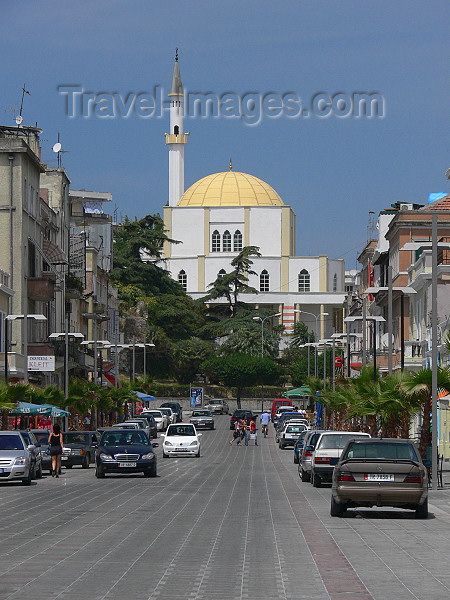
xmin=81 ymin=339 xmax=111 ymax=385
xmin=292 ymin=310 xmax=329 ymax=377
xmin=134 ymin=343 xmax=155 ymax=381
xmin=5 ymin=314 xmax=47 ymax=384
xmin=253 ymin=312 xmax=282 ymax=411
xmin=49 ymin=332 xmax=84 ymax=398
xmin=344 ymin=316 xmax=386 ymax=381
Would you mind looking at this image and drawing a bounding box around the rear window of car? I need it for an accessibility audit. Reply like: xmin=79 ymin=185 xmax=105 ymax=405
xmin=343 ymin=442 xmax=418 ymax=461
xmin=286 ymin=425 xmax=307 ymax=433
xmin=192 ymin=411 xmax=211 ymax=416
xmin=0 ymin=434 xmax=25 ymax=450
xmin=318 ymin=433 xmax=368 ymax=450
xmin=63 ymin=433 xmax=89 ymax=444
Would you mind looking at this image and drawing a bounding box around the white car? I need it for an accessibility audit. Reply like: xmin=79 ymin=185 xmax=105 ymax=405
xmin=161 ymin=423 xmax=202 ymax=458
xmin=277 ymin=423 xmax=308 ymax=449
xmin=159 ymin=407 xmax=176 ymax=425
xmin=141 ymin=410 xmax=169 ymax=431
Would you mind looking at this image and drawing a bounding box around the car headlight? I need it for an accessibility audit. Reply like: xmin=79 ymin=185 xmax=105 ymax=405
xmin=99 ymin=452 xmax=114 ymax=462
xmin=141 ymin=452 xmax=155 ymax=460
xmin=189 ymin=440 xmax=198 ymax=446
xmin=164 ymin=440 xmax=173 ymax=446
xmin=14 ymin=456 xmax=27 ymax=466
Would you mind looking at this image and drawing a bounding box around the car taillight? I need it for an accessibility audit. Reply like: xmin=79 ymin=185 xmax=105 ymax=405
xmin=338 ymin=472 xmax=355 ymax=482
xmin=305 ymin=451 xmax=313 ymax=457
xmin=404 ymin=473 xmax=422 ymax=483
xmin=315 ymin=456 xmax=331 ymax=464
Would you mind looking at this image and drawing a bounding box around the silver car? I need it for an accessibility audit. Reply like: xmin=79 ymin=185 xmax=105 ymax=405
xmin=298 ymin=430 xmax=328 ymax=482
xmin=0 ymin=431 xmax=34 ymax=485
xmin=190 ymin=409 xmax=215 ymax=430
xmin=204 ymin=399 xmax=229 ymax=414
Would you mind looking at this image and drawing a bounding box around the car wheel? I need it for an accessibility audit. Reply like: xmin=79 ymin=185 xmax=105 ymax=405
xmin=330 ymin=496 xmax=345 ymax=517
xmin=148 ymin=463 xmax=157 ymax=477
xmin=31 ymin=462 xmax=37 ymax=480
xmin=312 ymin=472 xmax=321 ymax=488
xmin=162 ymin=452 xmax=169 ymax=458
xmin=301 ymin=468 xmax=310 ymax=482
xmin=279 ymin=441 xmax=284 ymax=449
xmin=415 ymin=498 xmax=428 ymax=519
xmin=65 ymin=464 xmax=73 ymax=468
xmin=82 ymin=455 xmax=90 ymax=469
xmin=36 ymin=463 xmax=43 ymax=479
xmin=95 ymin=466 xmax=105 ymax=478
xmin=196 ymin=451 xmax=200 ymax=458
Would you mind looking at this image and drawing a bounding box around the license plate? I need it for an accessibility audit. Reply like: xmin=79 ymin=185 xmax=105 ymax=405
xmin=119 ymin=462 xmax=136 ymax=467
xmin=176 ymin=448 xmax=188 ymax=452
xmin=364 ymin=473 xmax=395 ymax=481
xmin=61 ymin=456 xmax=68 ymax=460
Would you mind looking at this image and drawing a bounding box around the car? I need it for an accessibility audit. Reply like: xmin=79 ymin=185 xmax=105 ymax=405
xmin=140 ymin=409 xmax=168 ymax=431
xmin=273 ymin=405 xmax=295 ymax=425
xmin=19 ymin=430 xmax=43 ymax=479
xmin=160 ymin=402 xmax=183 ymax=422
xmin=95 ymin=429 xmax=158 ymax=478
xmin=124 ymin=418 xmax=154 ymax=439
xmin=29 ymin=429 xmax=52 ymax=474
xmin=276 ymin=422 xmax=308 ymax=447
xmin=61 ymin=431 xmax=100 ymax=469
xmin=310 ymin=431 xmax=371 ymax=487
xmin=113 ymin=422 xmax=140 ymax=429
xmin=158 ymin=407 xmax=177 ymax=425
xmin=271 ymin=398 xmax=293 ymax=422
xmin=161 ymin=423 xmax=202 ymax=458
xmin=229 ymin=409 xmax=254 ymax=430
xmin=0 ymin=431 xmax=34 ymax=485
xmin=190 ymin=409 xmax=215 ymax=429
xmin=135 ymin=413 xmax=158 ymax=438
xmin=204 ymin=399 xmax=229 ymax=414
xmin=293 ymin=430 xmax=309 ymax=464
xmin=331 ymin=438 xmax=429 ymax=519
xmin=298 ymin=430 xmax=329 ymax=482
xmin=275 ymin=413 xmax=308 ymax=432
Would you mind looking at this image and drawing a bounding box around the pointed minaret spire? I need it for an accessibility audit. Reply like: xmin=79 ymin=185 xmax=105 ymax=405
xmin=170 ymin=49 xmax=183 ymax=96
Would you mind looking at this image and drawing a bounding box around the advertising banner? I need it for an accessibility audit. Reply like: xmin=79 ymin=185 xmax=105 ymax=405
xmin=190 ymin=387 xmax=203 ymax=408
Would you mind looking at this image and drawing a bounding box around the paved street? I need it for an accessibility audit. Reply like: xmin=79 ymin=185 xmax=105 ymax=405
xmin=1 ymin=418 xmax=450 ymax=600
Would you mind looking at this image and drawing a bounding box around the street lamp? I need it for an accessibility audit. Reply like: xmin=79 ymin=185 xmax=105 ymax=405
xmin=293 ymin=310 xmax=329 ymax=377
xmin=49 ymin=332 xmax=84 ymax=398
xmin=344 ymin=316 xmax=385 ymax=381
xmin=134 ymin=343 xmax=155 ymax=381
xmin=81 ymin=339 xmax=111 ymax=385
xmin=253 ymin=312 xmax=281 ymax=412
xmin=5 ymin=314 xmax=47 ymax=384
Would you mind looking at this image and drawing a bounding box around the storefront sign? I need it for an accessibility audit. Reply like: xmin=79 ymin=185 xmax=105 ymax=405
xmin=28 ymin=356 xmax=55 ymax=371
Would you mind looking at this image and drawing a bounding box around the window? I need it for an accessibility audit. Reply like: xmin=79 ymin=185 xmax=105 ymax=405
xmin=233 ymin=230 xmax=242 ymax=252
xmin=28 ymin=241 xmax=36 ymax=278
xmin=211 ymin=230 xmax=220 ymax=252
xmin=298 ymin=269 xmax=310 ymax=292
xmin=178 ymin=270 xmax=187 ymax=291
xmin=333 ymin=273 xmax=337 ymax=292
xmin=173 ymin=125 xmax=179 ymax=135
xmin=218 ymin=269 xmax=226 ymax=278
xmin=223 ymin=230 xmax=231 ymax=252
xmin=260 ymin=270 xmax=269 ymax=292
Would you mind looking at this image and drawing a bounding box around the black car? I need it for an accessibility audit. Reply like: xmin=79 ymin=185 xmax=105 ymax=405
xmin=30 ymin=429 xmax=52 ymax=474
xmin=19 ymin=430 xmax=43 ymax=479
xmin=95 ymin=429 xmax=158 ymax=478
xmin=230 ymin=409 xmax=254 ymax=430
xmin=134 ymin=414 xmax=158 ymax=439
xmin=61 ymin=431 xmax=100 ymax=469
xmin=160 ymin=402 xmax=183 ymax=422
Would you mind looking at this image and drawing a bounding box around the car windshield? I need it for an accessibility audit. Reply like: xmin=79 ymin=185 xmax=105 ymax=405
xmin=343 ymin=442 xmax=418 ymax=461
xmin=159 ymin=409 xmax=172 ymax=415
xmin=63 ymin=433 xmax=89 ymax=444
xmin=167 ymin=425 xmax=196 ymax=436
xmin=101 ymin=431 xmax=149 ymax=446
xmin=33 ymin=432 xmax=50 ymax=444
xmin=318 ymin=433 xmax=367 ymax=450
xmin=0 ymin=435 xmax=25 ymax=450
xmin=192 ymin=411 xmax=211 ymax=417
xmin=145 ymin=412 xmax=162 ymax=418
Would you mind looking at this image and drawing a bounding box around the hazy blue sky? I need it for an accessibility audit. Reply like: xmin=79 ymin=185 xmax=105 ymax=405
xmin=1 ymin=0 xmax=448 ymax=264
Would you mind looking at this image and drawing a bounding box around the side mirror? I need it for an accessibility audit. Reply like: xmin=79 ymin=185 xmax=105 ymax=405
xmin=197 ymin=433 xmax=203 ymax=437
xmin=152 ymin=443 xmax=159 ymax=448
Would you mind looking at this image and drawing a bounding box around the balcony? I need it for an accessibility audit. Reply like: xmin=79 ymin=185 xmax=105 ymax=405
xmin=27 ymin=274 xmax=56 ymax=301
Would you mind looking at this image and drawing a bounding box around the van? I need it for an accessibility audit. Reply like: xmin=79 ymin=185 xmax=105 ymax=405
xmin=271 ymin=398 xmax=293 ymax=421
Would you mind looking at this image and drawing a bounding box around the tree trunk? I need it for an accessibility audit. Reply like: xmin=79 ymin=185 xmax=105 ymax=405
xmin=419 ymin=396 xmax=432 ymax=458
xmin=236 ymin=387 xmax=242 ymax=409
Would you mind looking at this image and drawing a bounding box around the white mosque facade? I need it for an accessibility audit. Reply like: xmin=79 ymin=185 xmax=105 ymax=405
xmin=160 ymin=56 xmax=346 ymax=339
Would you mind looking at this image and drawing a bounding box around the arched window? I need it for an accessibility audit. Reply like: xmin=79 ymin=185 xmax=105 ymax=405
xmin=178 ymin=270 xmax=187 ymax=291
xmin=211 ymin=230 xmax=220 ymax=252
xmin=223 ymin=230 xmax=231 ymax=252
xmin=233 ymin=230 xmax=243 ymax=252
xmin=298 ymin=269 xmax=310 ymax=292
xmin=332 ymin=273 xmax=337 ymax=292
xmin=260 ymin=270 xmax=269 ymax=292
xmin=218 ymin=269 xmax=226 ymax=279
xmin=173 ymin=125 xmax=179 ymax=135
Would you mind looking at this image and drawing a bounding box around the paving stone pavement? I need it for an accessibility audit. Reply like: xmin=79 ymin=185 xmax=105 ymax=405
xmin=0 ymin=417 xmax=449 ymax=600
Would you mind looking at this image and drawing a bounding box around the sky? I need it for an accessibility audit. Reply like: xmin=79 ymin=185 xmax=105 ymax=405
xmin=1 ymin=0 xmax=448 ymax=266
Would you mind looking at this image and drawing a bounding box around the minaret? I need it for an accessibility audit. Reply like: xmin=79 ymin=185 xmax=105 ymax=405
xmin=165 ymin=49 xmax=189 ymax=206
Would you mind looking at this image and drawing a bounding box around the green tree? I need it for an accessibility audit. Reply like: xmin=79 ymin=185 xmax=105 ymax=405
xmin=202 ymin=246 xmax=261 ymax=317
xmin=170 ymin=337 xmax=214 ymax=384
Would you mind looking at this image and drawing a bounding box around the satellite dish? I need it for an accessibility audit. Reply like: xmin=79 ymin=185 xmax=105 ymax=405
xmin=15 ymin=115 xmax=23 ymax=125
xmin=52 ymin=142 xmax=62 ymax=153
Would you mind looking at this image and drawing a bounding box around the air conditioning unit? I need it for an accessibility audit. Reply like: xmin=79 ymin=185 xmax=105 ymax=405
xmin=399 ymin=203 xmax=413 ymax=210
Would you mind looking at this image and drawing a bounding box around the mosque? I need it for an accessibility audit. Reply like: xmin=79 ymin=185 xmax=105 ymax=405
xmin=160 ymin=55 xmax=346 ymax=340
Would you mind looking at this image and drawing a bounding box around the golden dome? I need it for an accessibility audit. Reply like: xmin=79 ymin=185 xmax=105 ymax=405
xmin=177 ymin=171 xmax=284 ymax=207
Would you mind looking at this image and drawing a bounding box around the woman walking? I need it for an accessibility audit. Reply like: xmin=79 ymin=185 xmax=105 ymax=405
xmin=48 ymin=424 xmax=63 ymax=478
xmin=229 ymin=420 xmax=242 ymax=445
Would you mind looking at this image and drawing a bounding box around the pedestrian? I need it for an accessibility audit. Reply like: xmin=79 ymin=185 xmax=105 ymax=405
xmin=229 ymin=420 xmax=242 ymax=445
xmin=242 ymin=417 xmax=250 ymax=446
xmin=250 ymin=417 xmax=258 ymax=445
xmin=48 ymin=423 xmax=63 ymax=478
xmin=260 ymin=410 xmax=270 ymax=437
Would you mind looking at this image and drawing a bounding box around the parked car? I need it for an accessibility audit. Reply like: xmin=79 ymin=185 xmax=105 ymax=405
xmin=161 ymin=423 xmax=202 ymax=458
xmin=135 ymin=413 xmax=158 ymax=438
xmin=190 ymin=409 xmax=215 ymax=429
xmin=140 ymin=409 xmax=168 ymax=431
xmin=0 ymin=431 xmax=34 ymax=485
xmin=271 ymin=398 xmax=293 ymax=421
xmin=19 ymin=430 xmax=43 ymax=479
xmin=95 ymin=429 xmax=158 ymax=478
xmin=229 ymin=409 xmax=254 ymax=430
xmin=275 ymin=413 xmax=308 ymax=432
xmin=124 ymin=418 xmax=153 ymax=440
xmin=331 ymin=438 xmax=429 ymax=518
xmin=30 ymin=429 xmax=52 ymax=474
xmin=204 ymin=399 xmax=229 ymax=414
xmin=273 ymin=405 xmax=295 ymax=425
xmin=277 ymin=423 xmax=308 ymax=449
xmin=311 ymin=431 xmax=371 ymax=487
xmin=160 ymin=402 xmax=183 ymax=422
xmin=61 ymin=431 xmax=100 ymax=469
xmin=293 ymin=430 xmax=309 ymax=464
xmin=158 ymin=407 xmax=177 ymax=425
xmin=298 ymin=430 xmax=329 ymax=482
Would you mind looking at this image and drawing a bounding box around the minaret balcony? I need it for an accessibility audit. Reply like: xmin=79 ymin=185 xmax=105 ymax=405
xmin=165 ymin=133 xmax=189 ymax=145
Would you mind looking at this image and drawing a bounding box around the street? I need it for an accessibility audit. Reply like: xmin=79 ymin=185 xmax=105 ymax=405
xmin=1 ymin=417 xmax=450 ymax=600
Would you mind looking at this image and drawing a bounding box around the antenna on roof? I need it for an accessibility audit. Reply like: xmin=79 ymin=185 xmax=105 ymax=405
xmin=52 ymin=132 xmax=68 ymax=167
xmin=16 ymin=84 xmax=31 ymax=127
xmin=175 ymin=47 xmax=178 ymax=62
xmin=367 ymin=210 xmax=376 ymax=242
xmin=229 ymin=157 xmax=233 ymax=171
